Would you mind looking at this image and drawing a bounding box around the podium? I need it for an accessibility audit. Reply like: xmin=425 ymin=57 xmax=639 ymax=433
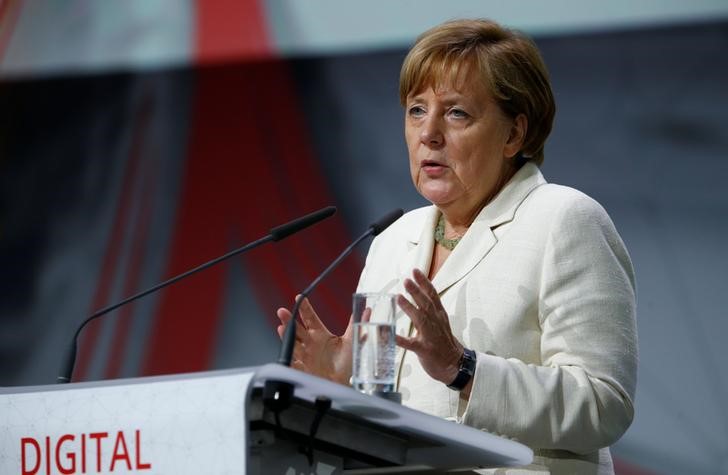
xmin=1 ymin=364 xmax=532 ymax=474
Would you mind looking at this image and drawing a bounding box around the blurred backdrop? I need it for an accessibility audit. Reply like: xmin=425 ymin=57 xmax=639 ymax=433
xmin=1 ymin=1 xmax=727 ymax=474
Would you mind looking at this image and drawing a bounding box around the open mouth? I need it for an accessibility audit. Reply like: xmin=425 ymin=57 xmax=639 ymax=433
xmin=422 ymin=160 xmax=446 ymax=169
xmin=421 ymin=160 xmax=447 ymax=176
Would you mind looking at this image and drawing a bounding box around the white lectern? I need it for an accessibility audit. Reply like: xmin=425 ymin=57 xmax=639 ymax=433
xmin=1 ymin=364 xmax=532 ymax=474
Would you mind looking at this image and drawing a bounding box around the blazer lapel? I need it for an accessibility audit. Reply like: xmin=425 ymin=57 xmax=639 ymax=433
xmin=397 ymin=206 xmax=439 ymax=279
xmin=430 ymin=220 xmax=497 ymax=294
xmin=431 ymin=163 xmax=547 ymax=295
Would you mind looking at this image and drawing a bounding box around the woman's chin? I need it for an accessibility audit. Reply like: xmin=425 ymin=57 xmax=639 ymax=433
xmin=418 ymin=187 xmax=459 ymax=208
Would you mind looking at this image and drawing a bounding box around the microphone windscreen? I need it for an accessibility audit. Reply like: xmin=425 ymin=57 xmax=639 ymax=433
xmin=370 ymin=208 xmax=404 ymax=236
xmin=270 ymin=206 xmax=336 ymax=241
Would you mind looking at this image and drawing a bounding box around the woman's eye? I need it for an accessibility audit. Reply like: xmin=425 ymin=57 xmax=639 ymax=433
xmin=408 ymin=105 xmax=425 ymax=117
xmin=449 ymin=108 xmax=469 ymax=119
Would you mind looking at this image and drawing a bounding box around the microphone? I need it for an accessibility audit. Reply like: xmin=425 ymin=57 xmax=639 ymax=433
xmin=278 ymin=208 xmax=403 ymax=367
xmin=57 ymin=205 xmax=337 ymax=384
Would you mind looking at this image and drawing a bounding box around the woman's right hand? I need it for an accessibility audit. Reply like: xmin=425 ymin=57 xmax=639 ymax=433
xmin=276 ymin=297 xmax=353 ymax=386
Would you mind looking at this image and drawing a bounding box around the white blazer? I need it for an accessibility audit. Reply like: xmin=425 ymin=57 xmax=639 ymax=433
xmin=357 ymin=163 xmax=637 ymax=474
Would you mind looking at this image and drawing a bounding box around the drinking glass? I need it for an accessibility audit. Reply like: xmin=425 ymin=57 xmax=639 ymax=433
xmin=351 ymin=293 xmax=398 ymax=400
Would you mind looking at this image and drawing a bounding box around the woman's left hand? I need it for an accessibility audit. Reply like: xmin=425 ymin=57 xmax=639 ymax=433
xmin=396 ymin=269 xmax=465 ymax=385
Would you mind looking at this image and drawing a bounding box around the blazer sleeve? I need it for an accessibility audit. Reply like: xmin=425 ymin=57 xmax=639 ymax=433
xmin=460 ymin=192 xmax=638 ymax=454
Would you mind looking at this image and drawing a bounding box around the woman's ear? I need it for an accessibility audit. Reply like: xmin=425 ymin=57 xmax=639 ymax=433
xmin=504 ymin=113 xmax=527 ymax=159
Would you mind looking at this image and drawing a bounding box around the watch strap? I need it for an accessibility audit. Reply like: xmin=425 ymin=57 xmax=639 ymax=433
xmin=447 ymin=347 xmax=476 ymax=391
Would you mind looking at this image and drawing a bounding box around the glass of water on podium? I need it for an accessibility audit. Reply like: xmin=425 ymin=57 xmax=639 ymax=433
xmin=352 ymin=293 xmax=401 ymax=402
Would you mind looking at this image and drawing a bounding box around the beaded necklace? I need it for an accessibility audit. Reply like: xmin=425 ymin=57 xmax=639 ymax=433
xmin=434 ymin=214 xmax=462 ymax=250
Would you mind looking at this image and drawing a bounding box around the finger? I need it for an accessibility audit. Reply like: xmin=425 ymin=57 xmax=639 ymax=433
xmin=289 ymin=295 xmax=309 ymax=330
xmin=397 ymin=293 xmax=424 ymax=328
xmin=276 ymin=307 xmax=292 ymax=341
xmin=279 ymin=307 xmax=311 ymax=336
xmin=276 ymin=307 xmax=293 ymax=324
xmin=298 ymin=297 xmax=326 ymax=331
xmin=412 ymin=269 xmax=441 ymax=304
xmin=361 ymin=307 xmax=372 ymax=324
xmin=403 ymin=278 xmax=436 ymax=315
xmin=406 ymin=272 xmax=446 ymax=317
xmin=396 ymin=334 xmax=420 ymax=353
xmin=277 ymin=323 xmax=304 ymax=342
xmin=342 ymin=314 xmax=355 ymax=339
xmin=276 ymin=310 xmax=306 ymax=343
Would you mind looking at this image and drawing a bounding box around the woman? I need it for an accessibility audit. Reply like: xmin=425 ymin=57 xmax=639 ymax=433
xmin=277 ymin=19 xmax=637 ymax=474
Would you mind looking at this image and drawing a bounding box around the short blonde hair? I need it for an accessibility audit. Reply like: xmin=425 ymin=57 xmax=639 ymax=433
xmin=399 ymin=19 xmax=555 ymax=165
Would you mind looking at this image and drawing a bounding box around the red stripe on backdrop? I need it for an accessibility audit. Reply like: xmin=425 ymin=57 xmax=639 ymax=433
xmin=104 ymin=96 xmax=158 ymax=380
xmin=244 ymin=62 xmax=362 ymax=334
xmin=139 ymin=97 xmax=232 ymax=375
xmin=194 ymin=0 xmax=273 ymax=63
xmin=0 ymin=0 xmax=23 ymax=66
xmin=74 ymin=116 xmax=146 ymax=381
xmin=141 ymin=60 xmax=361 ymax=376
xmin=233 ymin=62 xmax=352 ymax=332
xmin=102 ymin=181 xmax=153 ymax=380
xmin=140 ymin=63 xmax=281 ymax=376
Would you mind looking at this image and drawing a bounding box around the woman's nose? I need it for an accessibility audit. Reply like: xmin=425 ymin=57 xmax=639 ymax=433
xmin=420 ymin=116 xmax=444 ymax=148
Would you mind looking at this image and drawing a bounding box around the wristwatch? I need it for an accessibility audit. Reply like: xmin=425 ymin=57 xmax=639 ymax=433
xmin=447 ymin=347 xmax=476 ymax=391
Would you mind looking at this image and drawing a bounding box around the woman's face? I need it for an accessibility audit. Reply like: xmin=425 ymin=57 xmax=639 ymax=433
xmin=405 ymin=73 xmax=523 ymax=218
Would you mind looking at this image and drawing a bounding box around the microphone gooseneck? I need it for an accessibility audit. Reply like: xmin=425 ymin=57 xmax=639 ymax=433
xmin=370 ymin=208 xmax=404 ymax=236
xmin=57 ymin=206 xmax=337 ymax=384
xmin=278 ymin=208 xmax=403 ymax=367
xmin=270 ymin=206 xmax=336 ymax=241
